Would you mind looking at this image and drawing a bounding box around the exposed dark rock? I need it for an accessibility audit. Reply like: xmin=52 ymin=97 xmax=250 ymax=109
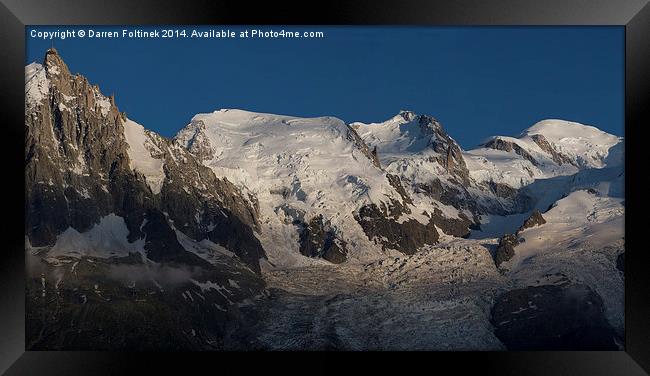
xmin=530 ymin=134 xmax=576 ymax=166
xmin=416 ymin=178 xmax=450 ymax=199
xmin=355 ymin=204 xmax=439 ymax=255
xmin=361 ymin=111 xmax=535 ymax=228
xmin=491 ymin=284 xmax=619 ymax=350
xmin=494 ymin=234 xmax=518 ymax=267
xmin=298 ymin=215 xmax=347 ymax=264
xmin=269 ymin=186 xmax=291 ymax=198
xmin=386 ymin=174 xmax=413 ymax=206
xmin=418 ymin=115 xmax=471 ymax=186
xmin=486 ymin=180 xmax=518 ymax=199
xmin=523 ymin=166 xmax=534 ymax=178
xmin=346 ymin=124 xmax=381 ymax=168
xmin=478 ymin=180 xmax=535 ymax=216
xmin=517 ymin=209 xmax=546 ymax=232
xmin=398 ymin=109 xmax=417 ymax=122
xmin=415 ymin=179 xmax=475 ymax=213
xmin=141 ymin=209 xmax=209 ymax=267
xmin=25 ymin=50 xmax=270 ymax=350
xmin=25 ymin=49 xmax=266 ymax=273
xmin=493 ymin=209 xmax=546 ymax=267
xmin=363 ymin=112 xmax=539 ymax=224
xmin=429 ymin=209 xmax=472 ymax=238
xmin=483 ymin=137 xmax=539 ymax=167
xmin=413 ymin=178 xmax=483 ymax=233
xmin=275 ymin=204 xmax=305 ymax=225
xmin=372 ymin=111 xmax=471 ymax=186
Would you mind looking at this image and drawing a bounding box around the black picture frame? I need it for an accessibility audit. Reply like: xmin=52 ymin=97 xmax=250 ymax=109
xmin=1 ymin=0 xmax=649 ymax=374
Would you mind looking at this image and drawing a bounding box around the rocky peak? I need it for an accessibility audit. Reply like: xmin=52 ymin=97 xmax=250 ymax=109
xmin=420 ymin=116 xmax=471 ymax=185
xmin=44 ymin=48 xmax=72 ymax=80
xmin=394 ymin=111 xmax=444 ymax=136
xmin=26 ymin=49 xmax=267 ymax=273
xmin=417 ymin=113 xmax=441 ymax=130
xmin=398 ymin=109 xmax=418 ymax=122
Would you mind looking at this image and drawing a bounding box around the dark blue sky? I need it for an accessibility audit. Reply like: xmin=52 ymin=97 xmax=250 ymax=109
xmin=26 ymin=26 xmax=623 ymax=148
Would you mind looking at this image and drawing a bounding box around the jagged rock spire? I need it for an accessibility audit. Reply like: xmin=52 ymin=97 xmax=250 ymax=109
xmin=44 ymin=48 xmax=70 ymax=75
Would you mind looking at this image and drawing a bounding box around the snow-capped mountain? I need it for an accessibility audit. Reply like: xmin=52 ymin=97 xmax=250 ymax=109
xmin=461 ymin=118 xmax=624 ymax=239
xmin=465 ymin=119 xmax=623 ymax=189
xmin=174 ymin=109 xmax=441 ymax=267
xmin=352 ymin=111 xmax=537 ymax=232
xmin=165 ymin=105 xmax=626 ymax=269
xmin=352 ymin=110 xmax=471 ymax=185
xmin=26 ymin=48 xmax=265 ymax=271
xmin=25 ymin=49 xmax=269 ymax=350
xmin=25 ymin=49 xmax=625 ymax=351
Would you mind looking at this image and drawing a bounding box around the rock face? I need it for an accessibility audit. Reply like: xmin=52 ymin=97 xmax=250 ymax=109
xmin=517 ymin=209 xmax=546 ymax=232
xmin=530 ymin=134 xmax=576 ymax=166
xmin=24 ymin=49 xmax=625 ymax=352
xmin=486 ymin=180 xmax=518 ymax=198
xmin=26 ymin=49 xmax=130 ymax=247
xmin=298 ymin=215 xmax=347 ymax=264
xmin=25 ymin=48 xmax=265 ymax=272
xmin=346 ymin=124 xmax=382 ymax=169
xmin=494 ymin=210 xmax=546 ymax=267
xmin=415 ymin=114 xmax=472 ymax=186
xmin=354 ymin=204 xmax=439 ymax=255
xmin=354 ymin=110 xmax=540 ymax=240
xmin=412 ymin=178 xmax=479 ymax=233
xmin=176 ymin=119 xmax=215 ymax=162
xmin=25 ymin=49 xmax=270 ymax=350
xmin=386 ymin=174 xmax=413 ymax=206
xmin=494 ymin=234 xmax=519 ymax=267
xmin=381 ymin=110 xmax=472 ymax=186
xmin=483 ymin=137 xmax=540 ymax=167
xmin=464 ymin=119 xmax=622 ymax=193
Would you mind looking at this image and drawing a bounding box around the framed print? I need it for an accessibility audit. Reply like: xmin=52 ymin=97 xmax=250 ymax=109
xmin=1 ymin=0 xmax=649 ymax=374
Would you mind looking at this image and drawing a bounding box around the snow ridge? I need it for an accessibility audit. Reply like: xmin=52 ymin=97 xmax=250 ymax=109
xmin=465 ymin=119 xmax=622 ymax=188
xmin=175 ymin=109 xmax=428 ymax=266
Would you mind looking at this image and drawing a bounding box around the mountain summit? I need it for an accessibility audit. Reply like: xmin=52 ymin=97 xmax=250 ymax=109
xmin=174 ymin=109 xmax=445 ymax=265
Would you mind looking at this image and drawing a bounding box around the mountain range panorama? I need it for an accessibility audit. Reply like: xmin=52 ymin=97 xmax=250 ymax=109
xmin=25 ymin=49 xmax=625 ymax=350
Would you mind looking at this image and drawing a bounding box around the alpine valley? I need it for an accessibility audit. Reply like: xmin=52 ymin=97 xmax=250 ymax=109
xmin=25 ymin=49 xmax=625 ymax=350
